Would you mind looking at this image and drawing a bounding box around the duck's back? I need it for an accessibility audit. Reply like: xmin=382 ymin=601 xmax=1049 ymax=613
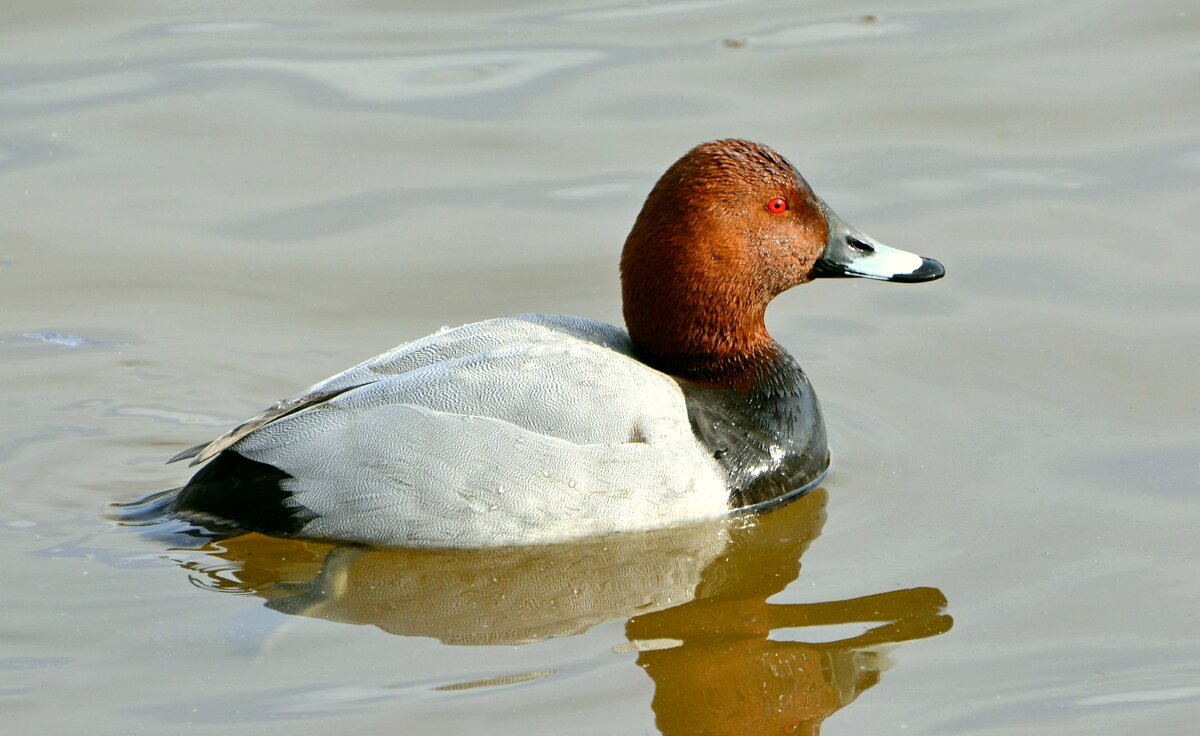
xmin=172 ymin=315 xmax=729 ymax=547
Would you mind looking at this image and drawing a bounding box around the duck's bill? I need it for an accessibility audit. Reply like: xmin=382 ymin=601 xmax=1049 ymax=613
xmin=815 ymin=205 xmax=944 ymax=283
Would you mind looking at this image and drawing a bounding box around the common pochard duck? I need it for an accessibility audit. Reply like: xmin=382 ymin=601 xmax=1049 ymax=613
xmin=164 ymin=140 xmax=943 ymax=547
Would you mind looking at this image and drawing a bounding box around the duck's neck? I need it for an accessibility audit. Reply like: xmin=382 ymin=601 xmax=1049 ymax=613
xmin=626 ymin=309 xmax=792 ymax=391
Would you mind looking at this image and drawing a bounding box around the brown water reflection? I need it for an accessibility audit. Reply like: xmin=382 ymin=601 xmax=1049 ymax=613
xmin=181 ymin=490 xmax=950 ymax=733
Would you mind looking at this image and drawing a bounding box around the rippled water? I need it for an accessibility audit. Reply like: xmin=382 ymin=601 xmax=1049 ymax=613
xmin=2 ymin=1 xmax=1197 ymax=734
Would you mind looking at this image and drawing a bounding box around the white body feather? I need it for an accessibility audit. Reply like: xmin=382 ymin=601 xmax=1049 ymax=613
xmin=208 ymin=315 xmax=729 ymax=547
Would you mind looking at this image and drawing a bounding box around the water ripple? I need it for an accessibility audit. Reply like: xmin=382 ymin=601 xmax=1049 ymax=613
xmin=193 ymin=48 xmax=605 ymax=104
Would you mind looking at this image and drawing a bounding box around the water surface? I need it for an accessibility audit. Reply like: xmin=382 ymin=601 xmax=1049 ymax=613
xmin=2 ymin=1 xmax=1197 ymax=733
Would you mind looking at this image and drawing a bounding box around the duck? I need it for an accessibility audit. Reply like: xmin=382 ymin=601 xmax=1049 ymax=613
xmin=164 ymin=139 xmax=943 ymax=548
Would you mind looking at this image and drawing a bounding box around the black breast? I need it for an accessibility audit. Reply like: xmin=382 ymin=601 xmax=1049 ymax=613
xmin=680 ymin=354 xmax=829 ymax=509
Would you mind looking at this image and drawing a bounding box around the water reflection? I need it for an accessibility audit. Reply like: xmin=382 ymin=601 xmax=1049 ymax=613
xmin=181 ymin=489 xmax=950 ymax=732
xmin=626 ymin=492 xmax=951 ymax=734
xmin=186 ymin=511 xmax=731 ymax=645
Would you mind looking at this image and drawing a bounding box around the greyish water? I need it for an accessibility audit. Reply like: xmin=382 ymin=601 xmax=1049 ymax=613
xmin=1 ymin=1 xmax=1197 ymax=734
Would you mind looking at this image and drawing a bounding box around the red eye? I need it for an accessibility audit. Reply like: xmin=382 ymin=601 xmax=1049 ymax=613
xmin=767 ymin=197 xmax=789 ymax=214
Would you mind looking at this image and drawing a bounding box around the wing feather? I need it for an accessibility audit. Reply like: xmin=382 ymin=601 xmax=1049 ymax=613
xmin=168 ymin=315 xmax=634 ymax=467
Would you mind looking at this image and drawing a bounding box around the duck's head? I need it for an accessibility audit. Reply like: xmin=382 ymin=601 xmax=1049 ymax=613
xmin=620 ymin=139 xmax=943 ymax=385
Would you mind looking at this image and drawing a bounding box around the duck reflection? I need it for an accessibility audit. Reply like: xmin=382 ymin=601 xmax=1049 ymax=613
xmin=625 ymin=491 xmax=951 ymax=734
xmin=180 ymin=489 xmax=950 ymax=733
